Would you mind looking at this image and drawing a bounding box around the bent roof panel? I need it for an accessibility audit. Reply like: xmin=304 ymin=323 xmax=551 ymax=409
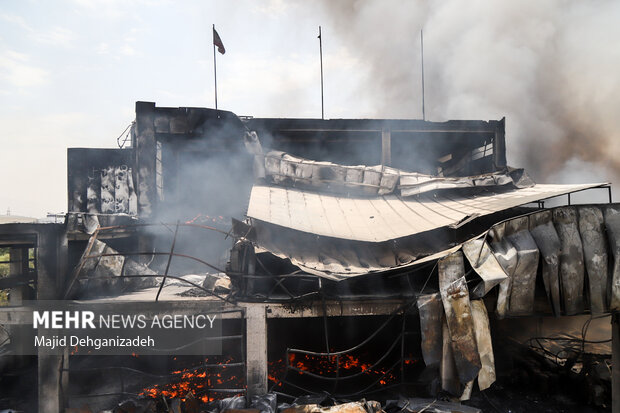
xmin=247 ymin=183 xmax=608 ymax=242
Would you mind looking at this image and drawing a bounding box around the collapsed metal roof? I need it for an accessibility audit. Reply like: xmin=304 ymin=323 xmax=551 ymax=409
xmin=247 ymin=182 xmax=607 ymax=242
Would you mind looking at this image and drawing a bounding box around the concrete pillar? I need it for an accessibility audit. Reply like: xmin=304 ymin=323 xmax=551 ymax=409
xmin=9 ymin=247 xmax=28 ymax=304
xmin=381 ymin=128 xmax=391 ymax=167
xmin=37 ymin=228 xmax=67 ymax=300
xmin=493 ymin=117 xmax=507 ymax=169
xmin=613 ymin=312 xmax=620 ymax=413
xmin=134 ymin=101 xmax=157 ymax=219
xmin=245 ymin=304 xmax=268 ymax=398
xmin=38 ymin=351 xmax=66 ymax=413
xmin=8 ymin=248 xmax=30 ymax=361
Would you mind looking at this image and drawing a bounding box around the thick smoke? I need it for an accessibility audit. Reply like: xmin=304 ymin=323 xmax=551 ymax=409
xmin=317 ymin=0 xmax=620 ymax=189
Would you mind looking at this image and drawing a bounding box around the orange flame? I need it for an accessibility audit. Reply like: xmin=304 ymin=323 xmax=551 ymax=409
xmin=140 ymin=357 xmax=242 ymax=403
xmin=141 ymin=354 xmax=418 ymax=402
xmin=272 ymin=352 xmax=408 ymax=387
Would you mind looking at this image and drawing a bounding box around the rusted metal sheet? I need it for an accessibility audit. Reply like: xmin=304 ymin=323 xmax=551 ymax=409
xmin=470 ymin=300 xmax=496 ymax=390
xmin=528 ymin=210 xmax=562 ymax=315
xmin=460 ymin=379 xmax=474 ymax=401
xmin=604 ymin=206 xmax=620 ymax=311
xmin=417 ymin=293 xmax=443 ymax=367
xmin=505 ymin=216 xmax=540 ymax=316
xmin=578 ymin=206 xmax=608 ymax=313
xmin=553 ymin=207 xmax=585 ymax=315
xmin=462 ymin=237 xmax=508 ymax=298
xmin=441 ymin=318 xmax=460 ymax=395
xmin=438 ymin=252 xmax=481 ymax=385
xmin=488 ymin=223 xmax=517 ymax=318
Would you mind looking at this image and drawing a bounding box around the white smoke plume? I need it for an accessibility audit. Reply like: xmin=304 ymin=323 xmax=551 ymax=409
xmin=317 ymin=0 xmax=620 ymax=190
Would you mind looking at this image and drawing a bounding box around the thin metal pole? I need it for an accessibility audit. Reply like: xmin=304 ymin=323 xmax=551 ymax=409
xmin=319 ymin=26 xmax=324 ymax=120
xmin=156 ymin=221 xmax=179 ymax=302
xmin=421 ymin=29 xmax=426 ymax=121
xmin=319 ymin=278 xmax=330 ymax=355
xmin=400 ymin=311 xmax=406 ymax=384
xmin=213 ymin=24 xmax=218 ymax=110
xmin=613 ymin=312 xmax=620 ymax=413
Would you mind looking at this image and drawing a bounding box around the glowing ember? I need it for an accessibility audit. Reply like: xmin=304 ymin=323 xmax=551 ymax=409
xmin=269 ymin=353 xmax=416 ymax=387
xmin=139 ymin=357 xmax=242 ymax=403
xmin=141 ymin=354 xmax=419 ymax=402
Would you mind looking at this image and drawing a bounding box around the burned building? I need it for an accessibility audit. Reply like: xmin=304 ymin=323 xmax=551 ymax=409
xmin=0 ymin=101 xmax=618 ymax=412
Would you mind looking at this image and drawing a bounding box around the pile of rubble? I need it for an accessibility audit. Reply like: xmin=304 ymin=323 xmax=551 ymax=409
xmin=67 ymin=393 xmax=481 ymax=413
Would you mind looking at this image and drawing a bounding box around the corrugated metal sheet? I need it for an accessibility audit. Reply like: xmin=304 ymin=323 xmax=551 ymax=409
xmin=247 ymin=183 xmax=607 ymax=242
xmin=260 ymin=151 xmax=531 ymax=196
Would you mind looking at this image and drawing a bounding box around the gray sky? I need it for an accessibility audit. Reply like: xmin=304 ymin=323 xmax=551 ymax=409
xmin=1 ymin=0 xmax=619 ymax=217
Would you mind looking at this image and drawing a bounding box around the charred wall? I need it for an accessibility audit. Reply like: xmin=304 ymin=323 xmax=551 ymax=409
xmin=67 ymin=102 xmax=508 ymax=225
xmin=246 ymin=117 xmax=506 ymax=174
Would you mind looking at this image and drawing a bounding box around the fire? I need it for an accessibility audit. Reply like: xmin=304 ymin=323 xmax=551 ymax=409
xmin=139 ymin=357 xmax=243 ymax=403
xmin=268 ymin=353 xmax=414 ymax=387
xmin=141 ymin=353 xmax=419 ymax=403
xmin=287 ymin=352 xmax=387 ymax=379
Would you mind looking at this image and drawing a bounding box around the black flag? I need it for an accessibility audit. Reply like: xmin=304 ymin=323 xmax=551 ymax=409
xmin=213 ymin=27 xmax=226 ymax=54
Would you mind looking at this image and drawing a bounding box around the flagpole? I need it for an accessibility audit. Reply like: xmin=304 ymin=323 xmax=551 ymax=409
xmin=213 ymin=24 xmax=218 ymax=111
xmin=421 ymin=29 xmax=425 ymax=121
xmin=318 ymin=25 xmax=324 ymax=120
